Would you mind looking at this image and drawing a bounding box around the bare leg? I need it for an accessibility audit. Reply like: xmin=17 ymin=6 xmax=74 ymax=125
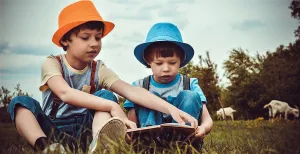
xmin=15 ymin=106 xmax=46 ymax=146
xmin=92 ymin=111 xmax=112 ymax=138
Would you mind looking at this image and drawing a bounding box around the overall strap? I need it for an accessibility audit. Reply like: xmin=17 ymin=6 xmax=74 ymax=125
xmin=90 ymin=61 xmax=97 ymax=94
xmin=49 ymin=55 xmax=64 ymax=120
xmin=142 ymin=75 xmax=151 ymax=90
xmin=183 ymin=75 xmax=190 ymax=90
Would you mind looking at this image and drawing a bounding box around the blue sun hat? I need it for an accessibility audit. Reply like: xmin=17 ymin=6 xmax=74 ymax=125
xmin=134 ymin=22 xmax=194 ymax=68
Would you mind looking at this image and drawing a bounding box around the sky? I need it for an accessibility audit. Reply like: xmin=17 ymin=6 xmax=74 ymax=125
xmin=0 ymin=0 xmax=298 ymax=103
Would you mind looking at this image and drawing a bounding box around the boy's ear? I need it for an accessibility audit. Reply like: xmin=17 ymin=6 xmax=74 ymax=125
xmin=60 ymin=40 xmax=69 ymax=47
xmin=146 ymin=61 xmax=152 ymax=66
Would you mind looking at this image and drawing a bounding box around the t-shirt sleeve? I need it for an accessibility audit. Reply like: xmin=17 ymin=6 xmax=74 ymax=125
xmin=39 ymin=56 xmax=62 ymax=92
xmin=98 ymin=61 xmax=120 ymax=90
xmin=190 ymin=78 xmax=207 ymax=103
xmin=123 ymin=81 xmax=137 ymax=111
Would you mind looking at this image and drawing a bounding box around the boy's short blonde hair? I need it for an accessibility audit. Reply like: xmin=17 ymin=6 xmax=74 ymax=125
xmin=143 ymin=42 xmax=185 ymax=68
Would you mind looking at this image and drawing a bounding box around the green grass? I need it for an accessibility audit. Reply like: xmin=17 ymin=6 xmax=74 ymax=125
xmin=1 ymin=120 xmax=300 ymax=154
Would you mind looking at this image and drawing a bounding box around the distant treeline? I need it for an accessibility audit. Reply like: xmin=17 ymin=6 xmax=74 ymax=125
xmin=178 ymin=42 xmax=300 ymax=120
xmin=177 ymin=1 xmax=300 ymax=119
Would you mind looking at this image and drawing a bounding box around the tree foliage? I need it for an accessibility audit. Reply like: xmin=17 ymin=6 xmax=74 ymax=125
xmin=223 ymin=49 xmax=266 ymax=119
xmin=0 ymin=84 xmax=31 ymax=123
xmin=290 ymin=0 xmax=300 ymax=41
xmin=0 ymin=84 xmax=31 ymax=108
xmin=222 ymin=43 xmax=300 ymax=119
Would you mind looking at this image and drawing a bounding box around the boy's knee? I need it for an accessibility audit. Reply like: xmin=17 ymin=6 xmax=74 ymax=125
xmin=8 ymin=96 xmax=40 ymax=122
xmin=178 ymin=90 xmax=202 ymax=106
xmin=179 ymin=90 xmax=200 ymax=100
xmin=9 ymin=96 xmax=39 ymax=110
xmin=94 ymin=90 xmax=117 ymax=103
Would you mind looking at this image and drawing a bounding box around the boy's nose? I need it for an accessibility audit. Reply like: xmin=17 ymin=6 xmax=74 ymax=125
xmin=90 ymin=38 xmax=100 ymax=48
xmin=162 ymin=64 xmax=170 ymax=72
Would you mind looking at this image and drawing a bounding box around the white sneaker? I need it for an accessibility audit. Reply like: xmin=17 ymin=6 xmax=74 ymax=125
xmin=88 ymin=117 xmax=127 ymax=153
xmin=42 ymin=143 xmax=66 ymax=154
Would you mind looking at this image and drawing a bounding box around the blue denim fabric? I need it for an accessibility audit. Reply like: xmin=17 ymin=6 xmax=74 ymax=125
xmin=7 ymin=90 xmax=118 ymax=152
xmin=136 ymin=90 xmax=203 ymax=128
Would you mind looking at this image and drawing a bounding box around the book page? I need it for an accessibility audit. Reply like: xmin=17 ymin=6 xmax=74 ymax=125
xmin=127 ymin=125 xmax=161 ymax=133
xmin=160 ymin=123 xmax=194 ymax=128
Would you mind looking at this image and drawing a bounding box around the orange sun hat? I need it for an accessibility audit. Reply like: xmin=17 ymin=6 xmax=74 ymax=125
xmin=52 ymin=0 xmax=115 ymax=47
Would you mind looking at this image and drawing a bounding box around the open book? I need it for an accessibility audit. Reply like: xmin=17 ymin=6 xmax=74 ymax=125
xmin=127 ymin=123 xmax=196 ymax=143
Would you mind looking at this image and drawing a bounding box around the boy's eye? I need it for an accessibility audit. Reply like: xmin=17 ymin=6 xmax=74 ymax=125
xmin=155 ymin=63 xmax=162 ymax=65
xmin=95 ymin=37 xmax=101 ymax=41
xmin=81 ymin=37 xmax=89 ymax=40
xmin=169 ymin=62 xmax=177 ymax=65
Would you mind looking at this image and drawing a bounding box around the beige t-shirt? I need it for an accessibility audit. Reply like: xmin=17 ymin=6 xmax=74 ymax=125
xmin=39 ymin=54 xmax=119 ymax=118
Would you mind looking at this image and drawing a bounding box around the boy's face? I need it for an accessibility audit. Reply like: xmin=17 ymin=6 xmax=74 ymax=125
xmin=148 ymin=53 xmax=181 ymax=84
xmin=61 ymin=29 xmax=103 ymax=63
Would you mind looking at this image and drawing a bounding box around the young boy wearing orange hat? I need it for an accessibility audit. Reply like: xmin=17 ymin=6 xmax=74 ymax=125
xmin=124 ymin=22 xmax=213 ymax=148
xmin=7 ymin=0 xmax=198 ymax=153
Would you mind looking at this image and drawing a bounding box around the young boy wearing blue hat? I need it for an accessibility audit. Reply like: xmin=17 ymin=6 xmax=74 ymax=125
xmin=124 ymin=22 xmax=213 ymax=140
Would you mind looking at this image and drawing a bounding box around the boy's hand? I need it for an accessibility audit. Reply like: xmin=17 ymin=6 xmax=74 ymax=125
xmin=109 ymin=103 xmax=137 ymax=129
xmin=124 ymin=119 xmax=137 ymax=129
xmin=195 ymin=126 xmax=206 ymax=139
xmin=110 ymin=103 xmax=127 ymax=118
xmin=169 ymin=107 xmax=198 ymax=129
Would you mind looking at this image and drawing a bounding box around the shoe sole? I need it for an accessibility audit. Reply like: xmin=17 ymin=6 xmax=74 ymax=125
xmin=90 ymin=117 xmax=127 ymax=152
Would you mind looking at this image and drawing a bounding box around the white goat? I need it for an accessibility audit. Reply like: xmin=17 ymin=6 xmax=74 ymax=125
xmin=264 ymin=100 xmax=299 ymax=120
xmin=216 ymin=107 xmax=236 ymax=121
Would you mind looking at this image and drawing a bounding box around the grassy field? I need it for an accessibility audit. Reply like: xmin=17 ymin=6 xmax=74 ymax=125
xmin=1 ymin=119 xmax=300 ymax=154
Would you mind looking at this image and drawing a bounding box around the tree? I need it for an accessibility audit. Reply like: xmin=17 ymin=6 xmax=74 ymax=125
xmin=223 ymin=48 xmax=265 ymax=119
xmin=0 ymin=84 xmax=32 ymax=123
xmin=289 ymin=0 xmax=300 ymax=41
xmin=178 ymin=62 xmax=196 ymax=78
xmin=15 ymin=83 xmax=31 ymax=97
xmin=258 ymin=43 xmax=300 ymax=109
xmin=0 ymin=84 xmax=31 ymax=108
xmin=0 ymin=87 xmax=13 ymax=107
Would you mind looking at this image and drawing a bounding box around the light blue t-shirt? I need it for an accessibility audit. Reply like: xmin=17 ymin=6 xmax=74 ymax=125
xmin=124 ymin=74 xmax=207 ymax=111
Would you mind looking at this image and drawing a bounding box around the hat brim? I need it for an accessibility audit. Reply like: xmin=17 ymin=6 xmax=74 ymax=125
xmin=52 ymin=20 xmax=114 ymax=47
xmin=134 ymin=41 xmax=194 ymax=68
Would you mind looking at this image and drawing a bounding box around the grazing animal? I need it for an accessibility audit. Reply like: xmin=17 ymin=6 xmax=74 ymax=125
xmin=216 ymin=107 xmax=236 ymax=121
xmin=264 ymin=100 xmax=299 ymax=120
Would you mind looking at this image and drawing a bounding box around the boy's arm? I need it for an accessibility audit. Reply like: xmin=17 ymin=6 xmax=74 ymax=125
xmin=110 ymin=79 xmax=198 ymax=128
xmin=128 ymin=109 xmax=138 ymax=123
xmin=196 ymin=104 xmax=213 ymax=138
xmin=47 ymin=76 xmax=128 ymax=120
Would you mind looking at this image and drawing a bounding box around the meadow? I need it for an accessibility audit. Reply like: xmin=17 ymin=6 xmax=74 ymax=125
xmin=1 ymin=118 xmax=299 ymax=154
